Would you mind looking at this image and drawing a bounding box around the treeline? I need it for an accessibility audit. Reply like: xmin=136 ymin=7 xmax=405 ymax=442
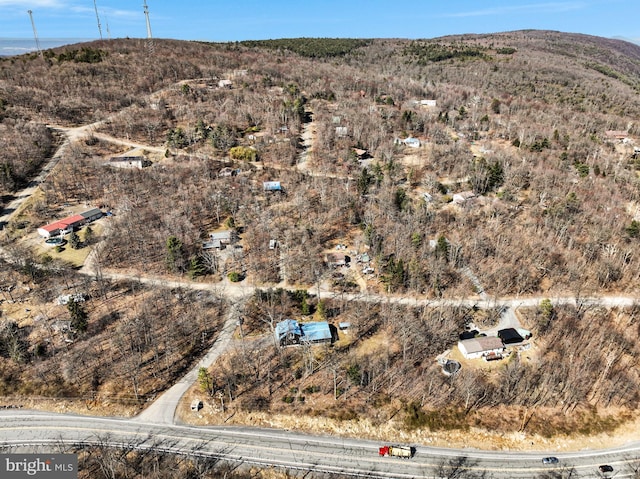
xmin=41 ymin=47 xmax=106 ymax=64
xmin=239 ymin=37 xmax=372 ymax=58
xmin=402 ymin=41 xmax=490 ymax=64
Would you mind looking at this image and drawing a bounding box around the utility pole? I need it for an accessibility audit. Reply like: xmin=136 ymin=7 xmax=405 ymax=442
xmin=27 ymin=10 xmax=43 ymax=58
xmin=93 ymin=0 xmax=103 ymax=40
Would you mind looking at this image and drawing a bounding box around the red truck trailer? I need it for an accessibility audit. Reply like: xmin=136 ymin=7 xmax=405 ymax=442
xmin=379 ymin=445 xmax=415 ymax=458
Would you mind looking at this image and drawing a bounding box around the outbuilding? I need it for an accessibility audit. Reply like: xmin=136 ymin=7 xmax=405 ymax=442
xmin=80 ymin=208 xmax=103 ymax=223
xmin=263 ymin=181 xmax=282 ymax=192
xmin=498 ymin=328 xmax=524 ymax=345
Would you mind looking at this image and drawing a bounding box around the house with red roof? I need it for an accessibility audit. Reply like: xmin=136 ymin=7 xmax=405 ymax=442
xmin=37 ymin=208 xmax=103 ymax=238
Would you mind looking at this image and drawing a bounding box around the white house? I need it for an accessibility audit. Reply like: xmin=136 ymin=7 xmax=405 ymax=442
xmin=108 ymin=156 xmax=150 ymax=169
xmin=458 ymin=337 xmax=504 ymax=360
xmin=452 ymin=191 xmax=476 ymax=205
xmin=394 ymin=137 xmax=421 ymax=148
xmin=37 ymin=208 xmax=102 ymax=238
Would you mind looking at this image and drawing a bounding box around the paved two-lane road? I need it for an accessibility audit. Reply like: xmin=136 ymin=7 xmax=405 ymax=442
xmin=1 ymin=411 xmax=639 ymax=478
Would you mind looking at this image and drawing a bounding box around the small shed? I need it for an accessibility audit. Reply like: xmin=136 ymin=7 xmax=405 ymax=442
xmin=263 ymin=181 xmax=282 ymax=192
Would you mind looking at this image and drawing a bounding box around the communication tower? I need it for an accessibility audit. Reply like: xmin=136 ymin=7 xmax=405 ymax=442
xmin=27 ymin=10 xmax=43 ymax=58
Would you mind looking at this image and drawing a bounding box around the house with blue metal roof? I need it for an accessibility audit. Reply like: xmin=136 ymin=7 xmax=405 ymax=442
xmin=275 ymin=319 xmax=302 ymax=346
xmin=275 ymin=319 xmax=333 ymax=347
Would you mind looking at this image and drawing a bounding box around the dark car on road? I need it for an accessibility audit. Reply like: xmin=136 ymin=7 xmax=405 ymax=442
xmin=599 ymin=465 xmax=614 ymax=474
xmin=542 ymin=457 xmax=559 ymax=464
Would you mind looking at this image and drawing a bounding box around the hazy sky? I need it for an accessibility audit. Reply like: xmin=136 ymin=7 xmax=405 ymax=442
xmin=2 ymin=0 xmax=639 ymax=43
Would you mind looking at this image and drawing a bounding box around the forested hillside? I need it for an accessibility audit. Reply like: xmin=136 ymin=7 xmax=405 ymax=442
xmin=1 ymin=31 xmax=640 ymax=440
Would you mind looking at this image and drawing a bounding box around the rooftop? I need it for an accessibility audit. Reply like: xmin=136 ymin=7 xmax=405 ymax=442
xmin=458 ymin=336 xmax=504 ymax=354
xmin=275 ymin=319 xmax=332 ymax=343
xmin=498 ymin=328 xmax=524 ymax=345
xmin=300 ymin=321 xmax=332 ymax=342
